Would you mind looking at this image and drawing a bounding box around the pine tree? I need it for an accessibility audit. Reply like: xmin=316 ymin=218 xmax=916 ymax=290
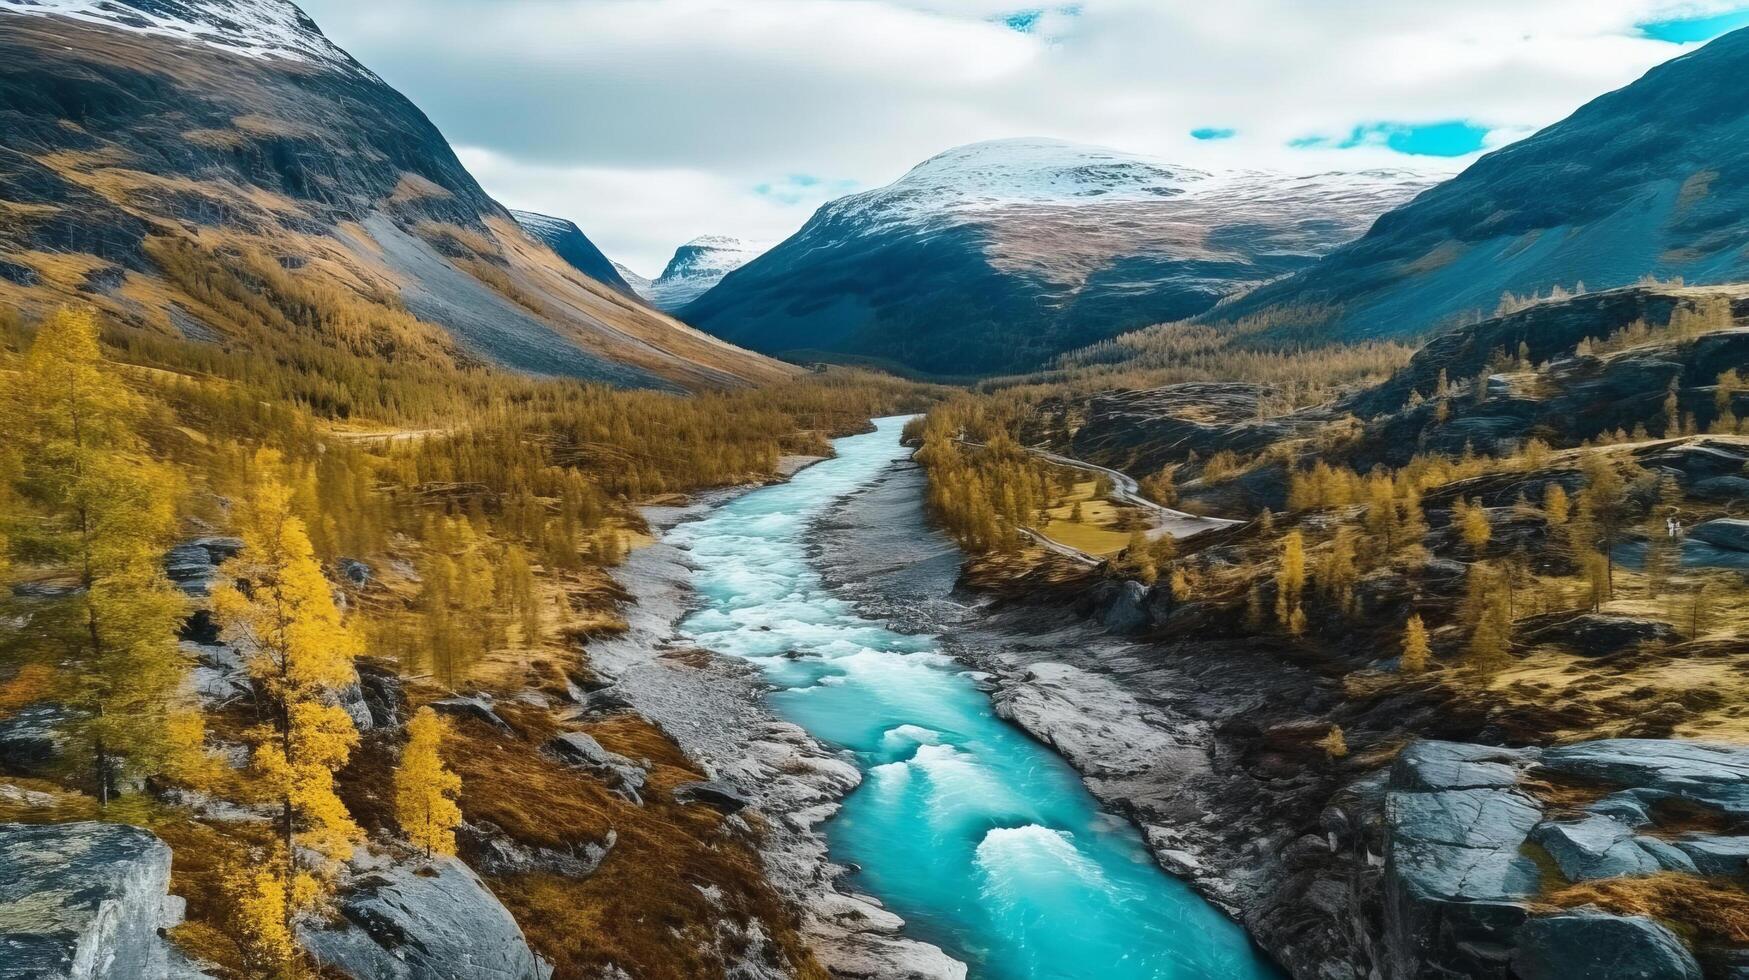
xmin=2 ymin=307 xmax=202 ymax=803
xmin=1543 ymin=484 xmax=1570 ymax=525
xmin=395 ymin=706 xmax=462 ymax=859
xmin=1464 ymin=563 xmax=1514 ymax=676
xmin=1400 ymin=614 xmax=1431 ymax=674
xmin=1316 ymin=526 xmax=1359 ymax=616
xmin=505 ymin=545 xmax=541 ymax=648
xmin=1275 ymin=530 xmax=1306 ymax=629
xmin=213 ymin=458 xmax=362 ymax=961
xmin=1457 ymin=498 xmax=1492 ymax=554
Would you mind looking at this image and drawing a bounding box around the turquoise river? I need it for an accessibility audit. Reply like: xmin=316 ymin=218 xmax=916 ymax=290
xmin=673 ymin=417 xmax=1281 ymax=980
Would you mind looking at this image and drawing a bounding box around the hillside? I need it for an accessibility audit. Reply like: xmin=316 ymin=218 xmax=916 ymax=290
xmin=1213 ymin=27 xmax=1749 ymax=341
xmin=0 ymin=0 xmax=793 ymax=390
xmin=682 ymin=138 xmax=1432 ymax=376
xmin=510 ymin=209 xmax=637 ymax=297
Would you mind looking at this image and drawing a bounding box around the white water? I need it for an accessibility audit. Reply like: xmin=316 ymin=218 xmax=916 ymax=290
xmin=673 ymin=418 xmax=1280 ymax=979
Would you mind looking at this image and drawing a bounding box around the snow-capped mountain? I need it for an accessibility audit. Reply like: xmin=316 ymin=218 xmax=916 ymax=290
xmin=1215 ymin=26 xmax=1749 ymax=340
xmin=614 ymin=262 xmax=653 ymax=295
xmin=2 ymin=0 xmax=362 ymax=70
xmin=681 ymin=138 xmax=1434 ymax=376
xmin=642 ymin=236 xmax=764 ymax=312
xmin=0 ymin=0 xmax=789 ymax=389
xmin=511 ymin=209 xmax=635 ymax=296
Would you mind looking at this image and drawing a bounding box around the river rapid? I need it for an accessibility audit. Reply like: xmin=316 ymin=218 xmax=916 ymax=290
xmin=669 ymin=417 xmax=1280 ymax=980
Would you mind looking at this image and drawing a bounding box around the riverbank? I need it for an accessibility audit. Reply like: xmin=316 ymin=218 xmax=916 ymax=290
xmin=810 ymin=454 xmax=1357 ymax=978
xmin=591 ymin=470 xmax=966 ymax=979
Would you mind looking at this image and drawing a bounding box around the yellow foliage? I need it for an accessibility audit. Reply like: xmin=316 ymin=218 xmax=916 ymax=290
xmin=1400 ymin=614 xmax=1431 ymax=674
xmin=1275 ymin=530 xmax=1306 ymax=629
xmin=395 ymin=706 xmax=463 ymax=858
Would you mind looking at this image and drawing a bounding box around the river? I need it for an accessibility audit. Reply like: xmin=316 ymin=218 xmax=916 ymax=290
xmin=669 ymin=417 xmax=1280 ymax=980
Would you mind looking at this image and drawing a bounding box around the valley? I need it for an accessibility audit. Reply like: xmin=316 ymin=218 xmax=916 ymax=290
xmin=2 ymin=2 xmax=1749 ymax=980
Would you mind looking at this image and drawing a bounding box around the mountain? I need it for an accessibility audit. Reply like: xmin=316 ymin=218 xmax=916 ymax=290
xmin=0 ymin=0 xmax=792 ymax=390
xmin=643 ymin=235 xmax=763 ymax=311
xmin=510 ymin=209 xmax=635 ymax=297
xmin=679 ymin=138 xmax=1433 ymax=376
xmin=1214 ymin=28 xmax=1749 ymax=341
xmin=614 ymin=261 xmax=653 ymax=296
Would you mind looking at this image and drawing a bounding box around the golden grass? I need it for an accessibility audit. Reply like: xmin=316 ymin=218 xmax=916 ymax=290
xmin=1034 ymin=478 xmax=1142 ymax=556
xmin=1541 ymin=874 xmax=1749 ymax=945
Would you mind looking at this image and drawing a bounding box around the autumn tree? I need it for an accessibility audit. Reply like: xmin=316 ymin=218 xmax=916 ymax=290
xmin=504 ymin=545 xmax=541 ymax=648
xmin=2 ymin=307 xmax=202 ymax=803
xmin=395 ymin=706 xmax=462 ymax=859
xmin=1463 ymin=563 xmax=1514 ymax=676
xmin=1318 ymin=725 xmax=1348 ymax=759
xmin=1315 ymin=526 xmax=1359 ymax=616
xmin=1275 ymin=530 xmax=1307 ymax=631
xmin=1400 ymin=614 xmax=1431 ymax=674
xmin=1455 ymin=498 xmax=1492 ymax=554
xmin=1543 ymin=483 xmax=1570 ymax=525
xmin=214 ymin=459 xmax=362 ymax=966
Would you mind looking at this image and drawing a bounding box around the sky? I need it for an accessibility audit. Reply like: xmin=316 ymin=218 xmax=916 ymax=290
xmin=296 ymin=0 xmax=1749 ymax=277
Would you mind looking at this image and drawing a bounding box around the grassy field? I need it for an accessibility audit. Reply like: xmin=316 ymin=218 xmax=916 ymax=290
xmin=1034 ymin=477 xmax=1147 ymax=557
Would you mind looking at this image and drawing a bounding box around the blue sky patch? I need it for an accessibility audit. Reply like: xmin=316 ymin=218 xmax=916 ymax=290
xmin=993 ymin=5 xmax=1080 ymax=34
xmin=1290 ymin=120 xmax=1490 ymax=157
xmin=1190 ymin=127 xmax=1237 ymax=141
xmin=1637 ymin=6 xmax=1749 ymax=43
xmin=754 ymin=174 xmax=859 ymax=205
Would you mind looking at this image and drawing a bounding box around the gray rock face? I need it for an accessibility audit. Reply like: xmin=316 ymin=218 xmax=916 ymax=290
xmin=300 ymin=856 xmax=551 ymax=980
xmin=1513 ymin=911 xmax=1702 ymax=980
xmin=544 ymin=732 xmax=646 ymax=800
xmin=0 ymin=705 xmax=67 ymax=777
xmin=1530 ymin=816 xmax=1663 ymax=881
xmin=429 ymin=695 xmax=513 ymax=734
xmin=672 ymin=779 xmax=753 ymax=813
xmin=1539 ymin=740 xmax=1749 ymax=818
xmin=0 ymin=822 xmax=200 ymax=980
xmin=1690 ymin=518 xmax=1749 ymax=553
xmin=1672 ymin=835 xmax=1749 ymax=876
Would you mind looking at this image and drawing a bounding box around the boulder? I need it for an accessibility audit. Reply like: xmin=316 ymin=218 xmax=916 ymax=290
xmin=544 ymin=732 xmax=646 ymax=800
xmin=1689 ymin=476 xmax=1749 ymax=502
xmin=0 ymin=705 xmax=67 ymax=777
xmin=1513 ymin=911 xmax=1701 ymax=980
xmin=300 ymin=856 xmax=551 ymax=980
xmin=672 ymin=779 xmax=752 ymax=813
xmin=1634 ymin=837 xmax=1699 ymax=874
xmin=338 ymin=558 xmax=373 ymax=587
xmin=0 ymin=822 xmax=205 ymax=979
xmin=429 ymin=695 xmax=513 ymax=735
xmin=1690 ymin=519 xmax=1749 ymax=553
xmin=1538 ymin=740 xmax=1749 ymax=818
xmin=1523 ymin=614 xmax=1684 ymax=656
xmin=460 ymin=820 xmax=613 ymax=879
xmin=1530 ymin=816 xmax=1663 ymax=881
xmin=1672 ymin=835 xmax=1749 ymax=876
xmin=1096 ymin=580 xmax=1150 ymax=635
xmin=1389 ymin=740 xmax=1536 ymax=793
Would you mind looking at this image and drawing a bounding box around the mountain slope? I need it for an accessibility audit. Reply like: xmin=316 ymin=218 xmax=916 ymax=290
xmin=680 ymin=138 xmax=1432 ymax=376
xmin=0 ymin=0 xmax=793 ymax=390
xmin=643 ymin=235 xmax=762 ymax=311
xmin=1216 ymin=28 xmax=1749 ymax=340
xmin=510 ymin=209 xmax=635 ymax=297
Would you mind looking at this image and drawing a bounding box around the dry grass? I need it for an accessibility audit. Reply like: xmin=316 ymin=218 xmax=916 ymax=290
xmin=1034 ymin=478 xmax=1142 ymax=556
xmin=1541 ymin=874 xmax=1749 ymax=945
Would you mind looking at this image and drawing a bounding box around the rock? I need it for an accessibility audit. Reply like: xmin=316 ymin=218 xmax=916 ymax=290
xmin=300 ymin=856 xmax=552 ymax=980
xmin=460 ymin=820 xmax=613 ymax=879
xmin=1634 ymin=837 xmax=1699 ymax=874
xmin=1689 ymin=476 xmax=1749 ymax=502
xmin=1385 ymin=743 xmax=1546 ymax=979
xmin=1097 ymin=580 xmax=1151 ymax=634
xmin=0 ymin=821 xmax=203 ymax=979
xmin=1672 ymin=835 xmax=1749 ymax=876
xmin=0 ymin=705 xmax=67 ymax=777
xmin=1538 ymin=740 xmax=1749 ymax=818
xmin=544 ymin=732 xmax=646 ymax=800
xmin=1530 ymin=816 xmax=1664 ymax=881
xmin=356 ymin=663 xmax=405 ymax=730
xmin=163 ymin=543 xmax=220 ymax=597
xmin=1389 ymin=740 xmax=1535 ymax=792
xmin=1586 ymin=790 xmax=1661 ymax=828
xmin=1690 ymin=518 xmax=1749 ymax=553
xmin=338 ymin=558 xmax=373 ymax=587
xmin=1523 ymin=614 xmax=1685 ymax=655
xmin=429 ymin=695 xmax=513 ymax=735
xmin=672 ymin=779 xmax=752 ymax=813
xmin=1513 ymin=911 xmax=1701 ymax=980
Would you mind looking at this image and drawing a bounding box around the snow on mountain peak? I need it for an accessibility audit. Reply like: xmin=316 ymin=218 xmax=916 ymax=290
xmin=0 ymin=0 xmax=363 ymax=71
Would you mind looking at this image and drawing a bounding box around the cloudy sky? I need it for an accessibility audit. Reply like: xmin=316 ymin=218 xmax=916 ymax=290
xmin=298 ymin=0 xmax=1749 ymax=276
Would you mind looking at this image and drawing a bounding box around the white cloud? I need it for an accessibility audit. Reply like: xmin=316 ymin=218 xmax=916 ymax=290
xmin=299 ymin=0 xmax=1733 ymax=269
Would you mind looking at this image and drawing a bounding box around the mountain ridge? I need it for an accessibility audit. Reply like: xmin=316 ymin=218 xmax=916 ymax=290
xmin=681 ymin=138 xmax=1434 ymax=376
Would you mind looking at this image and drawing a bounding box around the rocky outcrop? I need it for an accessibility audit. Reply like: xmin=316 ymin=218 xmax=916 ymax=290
xmin=1691 ymin=519 xmax=1749 ymax=553
xmin=1381 ymin=739 xmax=1749 ymax=980
xmin=300 ymin=855 xmax=552 ymax=980
xmin=0 ymin=822 xmax=207 ymax=979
